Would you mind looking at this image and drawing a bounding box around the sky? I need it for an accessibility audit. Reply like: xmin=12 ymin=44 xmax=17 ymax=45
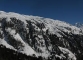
xmin=0 ymin=0 xmax=83 ymax=24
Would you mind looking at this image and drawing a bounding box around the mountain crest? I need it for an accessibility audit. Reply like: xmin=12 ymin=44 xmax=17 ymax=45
xmin=0 ymin=11 xmax=83 ymax=60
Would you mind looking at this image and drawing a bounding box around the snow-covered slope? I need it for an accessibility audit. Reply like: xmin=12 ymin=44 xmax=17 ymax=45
xmin=75 ymin=23 xmax=83 ymax=31
xmin=0 ymin=11 xmax=83 ymax=60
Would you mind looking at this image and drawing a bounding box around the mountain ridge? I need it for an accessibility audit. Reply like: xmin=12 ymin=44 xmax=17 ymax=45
xmin=0 ymin=11 xmax=83 ymax=60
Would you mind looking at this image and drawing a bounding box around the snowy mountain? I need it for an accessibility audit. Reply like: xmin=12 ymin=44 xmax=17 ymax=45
xmin=75 ymin=23 xmax=83 ymax=31
xmin=0 ymin=11 xmax=83 ymax=60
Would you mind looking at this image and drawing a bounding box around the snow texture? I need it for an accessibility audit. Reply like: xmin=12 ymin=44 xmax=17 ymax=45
xmin=0 ymin=11 xmax=82 ymax=59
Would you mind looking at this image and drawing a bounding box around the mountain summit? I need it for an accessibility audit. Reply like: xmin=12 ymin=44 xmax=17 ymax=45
xmin=0 ymin=11 xmax=83 ymax=60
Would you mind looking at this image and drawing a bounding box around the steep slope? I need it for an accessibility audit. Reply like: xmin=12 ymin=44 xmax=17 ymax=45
xmin=0 ymin=11 xmax=83 ymax=60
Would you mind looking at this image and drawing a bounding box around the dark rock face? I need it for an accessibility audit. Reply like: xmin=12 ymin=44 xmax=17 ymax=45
xmin=0 ymin=12 xmax=83 ymax=60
